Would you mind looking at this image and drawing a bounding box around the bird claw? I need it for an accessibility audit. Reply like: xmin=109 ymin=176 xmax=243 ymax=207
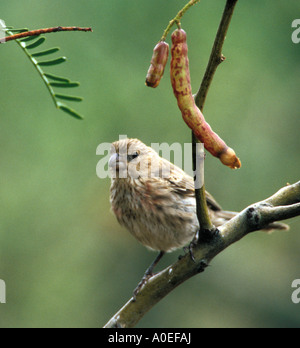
xmin=188 ymin=241 xmax=197 ymax=263
xmin=132 ymin=272 xmax=153 ymax=301
xmin=184 ymin=231 xmax=199 ymax=263
xmin=184 ymin=231 xmax=210 ymax=271
xmin=132 ymin=251 xmax=165 ymax=302
xmin=182 ymin=241 xmax=197 ymax=262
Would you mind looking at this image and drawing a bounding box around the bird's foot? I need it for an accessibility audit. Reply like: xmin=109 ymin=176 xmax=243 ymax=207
xmin=132 ymin=271 xmax=153 ymax=301
xmin=183 ymin=232 xmax=199 ymax=262
xmin=132 ymin=251 xmax=165 ymax=302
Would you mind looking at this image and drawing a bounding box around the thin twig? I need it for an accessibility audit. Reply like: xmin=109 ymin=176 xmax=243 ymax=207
xmin=0 ymin=26 xmax=92 ymax=44
xmin=161 ymin=0 xmax=201 ymax=41
xmin=194 ymin=0 xmax=238 ymax=109
xmin=193 ymin=0 xmax=239 ymax=237
xmin=192 ymin=133 xmax=214 ymax=232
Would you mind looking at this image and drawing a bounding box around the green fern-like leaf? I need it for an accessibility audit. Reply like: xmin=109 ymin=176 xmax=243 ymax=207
xmin=31 ymin=48 xmax=60 ymax=57
xmin=5 ymin=27 xmax=84 ymax=120
xmin=20 ymin=35 xmax=40 ymax=42
xmin=24 ymin=37 xmax=46 ymax=49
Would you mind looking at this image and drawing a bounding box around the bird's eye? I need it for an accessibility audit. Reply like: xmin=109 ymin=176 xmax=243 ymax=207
xmin=127 ymin=152 xmax=139 ymax=162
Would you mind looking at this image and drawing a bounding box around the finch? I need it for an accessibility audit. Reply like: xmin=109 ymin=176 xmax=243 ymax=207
xmin=109 ymin=138 xmax=288 ymax=254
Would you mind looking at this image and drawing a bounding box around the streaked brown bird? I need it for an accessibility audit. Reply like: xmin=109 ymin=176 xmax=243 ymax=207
xmin=109 ymin=138 xmax=288 ymax=295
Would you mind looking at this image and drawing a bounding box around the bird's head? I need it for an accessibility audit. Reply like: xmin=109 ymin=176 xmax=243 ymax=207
xmin=109 ymin=138 xmax=171 ymax=180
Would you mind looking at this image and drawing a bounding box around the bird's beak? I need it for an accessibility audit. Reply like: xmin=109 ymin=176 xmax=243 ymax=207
xmin=109 ymin=153 xmax=120 ymax=170
xmin=109 ymin=152 xmax=128 ymax=174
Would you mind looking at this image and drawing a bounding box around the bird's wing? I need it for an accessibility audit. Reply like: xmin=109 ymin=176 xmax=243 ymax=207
xmin=204 ymin=190 xmax=223 ymax=211
xmin=164 ymin=159 xmax=223 ymax=211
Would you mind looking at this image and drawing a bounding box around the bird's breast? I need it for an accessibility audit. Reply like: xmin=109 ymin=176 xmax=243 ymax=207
xmin=110 ymin=178 xmax=199 ymax=252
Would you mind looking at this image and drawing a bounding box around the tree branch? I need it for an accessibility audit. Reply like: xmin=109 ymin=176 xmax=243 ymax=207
xmin=104 ymin=181 xmax=300 ymax=328
xmin=194 ymin=0 xmax=238 ymax=109
xmin=193 ymin=0 xmax=239 ymax=237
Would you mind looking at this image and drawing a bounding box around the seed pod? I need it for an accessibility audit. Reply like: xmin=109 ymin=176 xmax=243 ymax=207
xmin=145 ymin=41 xmax=169 ymax=88
xmin=170 ymin=29 xmax=241 ymax=169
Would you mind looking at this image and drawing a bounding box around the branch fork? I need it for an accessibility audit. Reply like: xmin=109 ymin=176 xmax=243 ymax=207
xmin=104 ymin=181 xmax=300 ymax=328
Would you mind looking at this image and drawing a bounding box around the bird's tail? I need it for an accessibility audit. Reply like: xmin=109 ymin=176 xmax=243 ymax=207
xmin=213 ymin=210 xmax=289 ymax=232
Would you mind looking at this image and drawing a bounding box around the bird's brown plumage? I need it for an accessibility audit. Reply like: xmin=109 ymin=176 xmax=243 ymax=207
xmin=109 ymin=138 xmax=288 ymax=252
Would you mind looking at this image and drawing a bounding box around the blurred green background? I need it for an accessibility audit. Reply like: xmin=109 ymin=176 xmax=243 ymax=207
xmin=0 ymin=0 xmax=299 ymax=328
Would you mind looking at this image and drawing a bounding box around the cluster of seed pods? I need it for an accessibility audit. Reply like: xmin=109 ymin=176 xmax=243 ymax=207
xmin=145 ymin=28 xmax=241 ymax=169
